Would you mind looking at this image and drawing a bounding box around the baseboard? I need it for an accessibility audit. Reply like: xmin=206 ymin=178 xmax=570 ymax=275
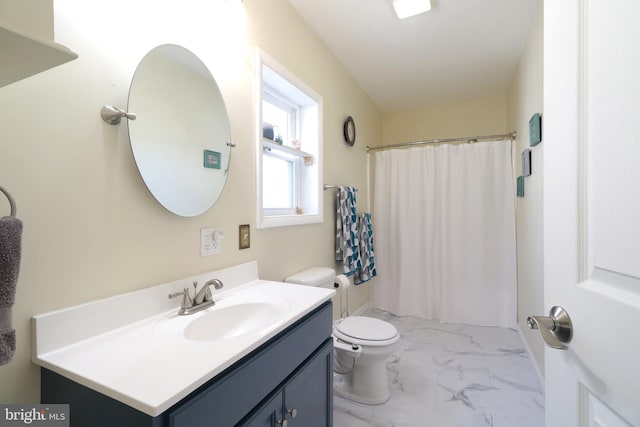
xmin=351 ymin=302 xmax=372 ymax=317
xmin=517 ymin=323 xmax=545 ymax=392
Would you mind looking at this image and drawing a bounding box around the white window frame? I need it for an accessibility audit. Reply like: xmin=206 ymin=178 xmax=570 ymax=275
xmin=256 ymin=49 xmax=323 ymax=229
xmin=262 ymin=148 xmax=299 ymax=215
xmin=263 ymin=90 xmax=298 ymax=143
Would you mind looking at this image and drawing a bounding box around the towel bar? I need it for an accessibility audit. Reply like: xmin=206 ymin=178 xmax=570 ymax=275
xmin=323 ymin=185 xmax=358 ymax=191
xmin=0 ymin=187 xmax=16 ymax=216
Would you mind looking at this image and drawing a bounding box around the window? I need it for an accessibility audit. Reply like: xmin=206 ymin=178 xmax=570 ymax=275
xmin=256 ymin=50 xmax=322 ymax=228
xmin=262 ymin=152 xmax=295 ymax=212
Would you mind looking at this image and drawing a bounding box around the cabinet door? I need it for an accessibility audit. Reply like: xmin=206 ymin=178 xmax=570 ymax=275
xmin=284 ymin=340 xmax=333 ymax=427
xmin=239 ymin=390 xmax=284 ymax=427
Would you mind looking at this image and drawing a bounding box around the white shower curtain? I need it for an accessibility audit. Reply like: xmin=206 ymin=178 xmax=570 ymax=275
xmin=373 ymin=140 xmax=516 ymax=328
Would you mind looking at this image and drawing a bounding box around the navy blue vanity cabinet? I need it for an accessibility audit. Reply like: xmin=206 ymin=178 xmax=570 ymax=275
xmin=240 ymin=389 xmax=285 ymax=427
xmin=41 ymin=301 xmax=333 ymax=427
xmin=240 ymin=339 xmax=333 ymax=427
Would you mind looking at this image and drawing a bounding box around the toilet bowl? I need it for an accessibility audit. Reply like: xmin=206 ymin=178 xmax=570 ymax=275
xmin=284 ymin=267 xmax=400 ymax=405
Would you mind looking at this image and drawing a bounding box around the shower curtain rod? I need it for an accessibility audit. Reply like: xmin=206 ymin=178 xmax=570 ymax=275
xmin=366 ymin=131 xmax=517 ymax=153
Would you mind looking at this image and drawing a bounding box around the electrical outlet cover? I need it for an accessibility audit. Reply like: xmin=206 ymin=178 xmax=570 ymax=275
xmin=201 ymin=228 xmax=222 ymax=256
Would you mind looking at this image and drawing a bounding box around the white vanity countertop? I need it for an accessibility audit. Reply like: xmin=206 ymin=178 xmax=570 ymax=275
xmin=32 ymin=261 xmax=335 ymax=417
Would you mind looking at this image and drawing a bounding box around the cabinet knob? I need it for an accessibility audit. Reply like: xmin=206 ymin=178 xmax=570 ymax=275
xmin=277 ymin=419 xmax=288 ymax=427
xmin=288 ymin=408 xmax=298 ymax=418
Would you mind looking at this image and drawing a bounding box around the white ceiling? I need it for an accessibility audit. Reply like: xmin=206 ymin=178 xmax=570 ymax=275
xmin=288 ymin=0 xmax=539 ymax=113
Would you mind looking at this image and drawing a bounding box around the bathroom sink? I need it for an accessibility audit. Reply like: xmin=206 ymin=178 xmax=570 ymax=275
xmin=154 ymin=291 xmax=291 ymax=342
xmin=185 ymin=302 xmax=281 ymax=341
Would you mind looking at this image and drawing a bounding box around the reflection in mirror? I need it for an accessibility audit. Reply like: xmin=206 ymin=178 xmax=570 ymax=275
xmin=127 ymin=44 xmax=232 ymax=217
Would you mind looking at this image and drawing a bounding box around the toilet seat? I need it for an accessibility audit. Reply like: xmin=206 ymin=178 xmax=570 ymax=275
xmin=333 ymin=316 xmax=399 ymax=347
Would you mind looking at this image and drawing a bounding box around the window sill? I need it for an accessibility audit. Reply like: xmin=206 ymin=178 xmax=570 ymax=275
xmin=257 ymin=212 xmax=323 ymax=229
xmin=263 ymin=139 xmax=314 ymax=164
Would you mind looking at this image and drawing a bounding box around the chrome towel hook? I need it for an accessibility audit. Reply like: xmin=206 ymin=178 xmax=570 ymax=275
xmin=100 ymin=105 xmax=137 ymax=125
xmin=0 ymin=186 xmax=16 ymax=216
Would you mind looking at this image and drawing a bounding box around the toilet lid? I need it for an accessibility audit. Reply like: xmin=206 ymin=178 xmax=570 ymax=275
xmin=335 ymin=316 xmax=398 ymax=342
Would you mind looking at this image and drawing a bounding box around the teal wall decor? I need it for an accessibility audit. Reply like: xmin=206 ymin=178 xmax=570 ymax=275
xmin=517 ymin=176 xmax=525 ymax=198
xmin=522 ymin=149 xmax=531 ymax=177
xmin=529 ymin=113 xmax=541 ymax=146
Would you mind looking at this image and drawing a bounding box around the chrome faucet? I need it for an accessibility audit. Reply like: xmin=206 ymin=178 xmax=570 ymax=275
xmin=194 ymin=278 xmax=224 ymax=304
xmin=168 ymin=279 xmax=224 ymax=315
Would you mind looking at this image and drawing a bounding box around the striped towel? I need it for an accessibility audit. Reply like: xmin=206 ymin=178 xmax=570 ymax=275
xmin=335 ymin=187 xmax=362 ymax=276
xmin=355 ymin=213 xmax=377 ymax=285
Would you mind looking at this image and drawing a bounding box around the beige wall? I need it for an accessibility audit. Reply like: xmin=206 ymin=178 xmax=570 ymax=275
xmin=0 ymin=0 xmax=380 ymax=403
xmin=0 ymin=0 xmax=53 ymax=40
xmin=382 ymin=94 xmax=508 ymax=145
xmin=507 ymin=1 xmax=545 ymax=380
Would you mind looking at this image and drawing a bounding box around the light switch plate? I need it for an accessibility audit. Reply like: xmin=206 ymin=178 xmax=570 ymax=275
xmin=239 ymin=224 xmax=250 ymax=249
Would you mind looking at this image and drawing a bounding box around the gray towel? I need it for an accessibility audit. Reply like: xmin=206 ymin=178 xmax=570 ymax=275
xmin=0 ymin=216 xmax=22 ymax=365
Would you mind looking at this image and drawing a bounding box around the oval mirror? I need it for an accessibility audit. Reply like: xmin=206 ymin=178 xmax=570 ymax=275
xmin=127 ymin=44 xmax=232 ymax=217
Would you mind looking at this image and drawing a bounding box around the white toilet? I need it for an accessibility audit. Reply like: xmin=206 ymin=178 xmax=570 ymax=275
xmin=284 ymin=267 xmax=400 ymax=405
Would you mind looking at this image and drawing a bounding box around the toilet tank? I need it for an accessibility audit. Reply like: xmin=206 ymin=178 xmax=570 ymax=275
xmin=284 ymin=267 xmax=335 ymax=289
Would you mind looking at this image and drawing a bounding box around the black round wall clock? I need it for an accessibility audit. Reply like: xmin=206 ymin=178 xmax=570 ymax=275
xmin=343 ymin=116 xmax=356 ymax=146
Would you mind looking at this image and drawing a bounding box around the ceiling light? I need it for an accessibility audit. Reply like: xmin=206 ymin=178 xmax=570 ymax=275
xmin=393 ymin=0 xmax=431 ymax=19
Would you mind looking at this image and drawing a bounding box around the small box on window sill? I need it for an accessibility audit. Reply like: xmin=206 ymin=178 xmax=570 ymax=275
xmin=263 ymin=122 xmax=274 ymax=140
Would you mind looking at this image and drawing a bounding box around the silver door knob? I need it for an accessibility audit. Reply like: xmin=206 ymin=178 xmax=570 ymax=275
xmin=277 ymin=419 xmax=288 ymax=427
xmin=288 ymin=408 xmax=298 ymax=418
xmin=527 ymin=306 xmax=573 ymax=350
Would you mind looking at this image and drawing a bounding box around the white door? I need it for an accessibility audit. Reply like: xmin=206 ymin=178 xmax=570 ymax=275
xmin=543 ymin=1 xmax=640 ymax=426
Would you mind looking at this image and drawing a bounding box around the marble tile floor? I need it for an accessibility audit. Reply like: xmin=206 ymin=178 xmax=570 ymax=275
xmin=333 ymin=310 xmax=544 ymax=427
